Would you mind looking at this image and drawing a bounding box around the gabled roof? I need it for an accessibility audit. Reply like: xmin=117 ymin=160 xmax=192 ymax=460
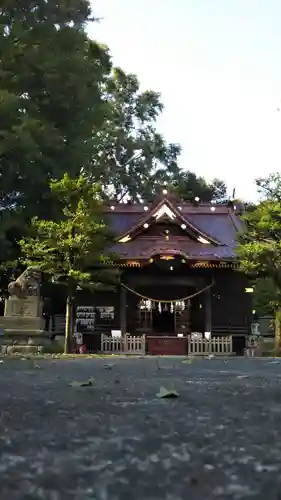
xmin=105 ymin=197 xmax=243 ymax=262
xmin=115 ymin=197 xmax=221 ymax=246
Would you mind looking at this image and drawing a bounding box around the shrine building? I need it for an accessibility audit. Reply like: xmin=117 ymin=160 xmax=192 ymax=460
xmin=79 ymin=192 xmax=252 ymax=355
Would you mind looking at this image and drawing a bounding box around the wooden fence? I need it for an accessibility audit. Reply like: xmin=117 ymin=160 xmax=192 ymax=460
xmin=188 ymin=336 xmax=233 ymax=356
xmin=101 ymin=334 xmax=146 ymax=355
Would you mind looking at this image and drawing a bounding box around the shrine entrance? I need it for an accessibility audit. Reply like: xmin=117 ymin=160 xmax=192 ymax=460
xmin=122 ymin=267 xmax=213 ymax=338
xmin=134 ymin=283 xmax=193 ymax=336
xmin=152 ymin=305 xmax=174 ymax=333
xmin=137 ymin=297 xmax=193 ymax=335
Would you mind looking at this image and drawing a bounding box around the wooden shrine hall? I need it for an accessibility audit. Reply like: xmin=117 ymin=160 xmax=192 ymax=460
xmin=80 ymin=192 xmax=252 ymax=355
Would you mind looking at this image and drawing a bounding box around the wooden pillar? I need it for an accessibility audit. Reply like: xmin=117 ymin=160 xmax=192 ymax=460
xmin=186 ymin=299 xmax=191 ymax=333
xmin=205 ymin=287 xmax=212 ymax=335
xmin=120 ymin=285 xmax=127 ymax=336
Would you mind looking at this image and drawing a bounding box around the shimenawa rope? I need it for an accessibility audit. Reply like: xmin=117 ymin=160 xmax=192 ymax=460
xmin=120 ymin=279 xmax=214 ymax=303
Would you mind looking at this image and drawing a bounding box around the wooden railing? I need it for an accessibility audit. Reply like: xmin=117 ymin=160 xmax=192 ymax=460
xmin=188 ymin=336 xmax=233 ymax=356
xmin=101 ymin=334 xmax=146 ymax=355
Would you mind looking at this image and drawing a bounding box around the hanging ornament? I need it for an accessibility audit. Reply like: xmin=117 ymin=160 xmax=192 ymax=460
xmin=144 ymin=300 xmax=152 ymax=311
xmin=164 ymin=303 xmax=168 ymax=311
xmin=158 ymin=302 xmax=162 ymax=313
xmin=170 ymin=303 xmax=174 ymax=313
xmin=152 ymin=301 xmax=156 ymax=309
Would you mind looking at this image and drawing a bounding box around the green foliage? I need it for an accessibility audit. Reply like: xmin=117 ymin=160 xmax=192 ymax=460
xmin=19 ymin=174 xmax=118 ymax=289
xmin=253 ymin=277 xmax=278 ymax=316
xmin=88 ymin=67 xmax=182 ymax=201
xmin=256 ymin=173 xmax=281 ymax=201
xmin=0 ymin=0 xmax=111 ymax=217
xmin=173 ymin=172 xmax=228 ymax=203
xmin=237 ymin=199 xmax=281 ymax=284
xmin=237 ymin=174 xmax=281 ymax=319
xmin=0 ymin=206 xmax=26 ymax=292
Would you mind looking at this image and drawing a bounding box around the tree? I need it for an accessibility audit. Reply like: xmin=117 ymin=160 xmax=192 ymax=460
xmin=88 ymin=68 xmax=182 ymax=202
xmin=253 ymin=277 xmax=277 ymax=316
xmin=19 ymin=174 xmax=118 ymax=353
xmin=209 ymin=178 xmax=228 ymax=203
xmin=0 ymin=0 xmax=111 ymax=218
xmin=0 ymin=2 xmax=184 ymax=209
xmin=173 ymin=171 xmax=228 ymax=203
xmin=255 ymin=173 xmax=281 ymax=201
xmin=236 ymin=173 xmax=281 ymax=349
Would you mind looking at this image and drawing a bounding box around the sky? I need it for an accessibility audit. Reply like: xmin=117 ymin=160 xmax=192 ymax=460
xmin=89 ymin=0 xmax=281 ymax=201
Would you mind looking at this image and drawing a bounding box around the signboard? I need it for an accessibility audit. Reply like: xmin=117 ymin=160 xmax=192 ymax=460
xmin=76 ymin=306 xmax=95 ymax=332
xmin=96 ymin=306 xmax=114 ymax=320
xmin=111 ymin=330 xmax=122 ymax=338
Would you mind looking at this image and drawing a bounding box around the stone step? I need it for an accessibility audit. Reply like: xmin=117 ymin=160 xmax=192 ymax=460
xmin=0 ymin=317 xmax=44 ymax=331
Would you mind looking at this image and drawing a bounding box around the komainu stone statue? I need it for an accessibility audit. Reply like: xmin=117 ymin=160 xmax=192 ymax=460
xmin=8 ymin=267 xmax=42 ymax=299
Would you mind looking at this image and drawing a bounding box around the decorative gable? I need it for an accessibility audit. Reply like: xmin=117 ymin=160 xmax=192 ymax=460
xmin=153 ymin=203 xmax=177 ymax=220
xmin=117 ymin=197 xmax=223 ymax=246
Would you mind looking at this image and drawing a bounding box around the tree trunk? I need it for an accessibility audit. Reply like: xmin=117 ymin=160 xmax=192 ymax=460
xmin=64 ymin=293 xmax=75 ymax=354
xmin=275 ymin=308 xmax=281 ymax=353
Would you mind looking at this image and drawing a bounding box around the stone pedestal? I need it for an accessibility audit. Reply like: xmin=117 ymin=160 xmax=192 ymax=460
xmin=0 ymin=296 xmax=52 ymax=354
xmin=4 ymin=296 xmax=42 ymax=318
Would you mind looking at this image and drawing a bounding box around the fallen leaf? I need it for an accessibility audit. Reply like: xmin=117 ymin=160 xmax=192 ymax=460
xmin=189 ymin=477 xmax=198 ymax=485
xmin=156 ymin=387 xmax=179 ymax=398
xmin=69 ymin=378 xmax=94 ymax=387
xmin=182 ymin=359 xmax=193 ymax=364
xmin=34 ymin=364 xmax=40 ymax=369
xmin=0 ymin=360 xmax=3 ymax=364
xmin=237 ymin=375 xmax=249 ymax=379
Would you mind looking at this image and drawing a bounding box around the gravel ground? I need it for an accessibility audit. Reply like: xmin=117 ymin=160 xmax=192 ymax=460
xmin=1 ymin=356 xmax=281 ymax=500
